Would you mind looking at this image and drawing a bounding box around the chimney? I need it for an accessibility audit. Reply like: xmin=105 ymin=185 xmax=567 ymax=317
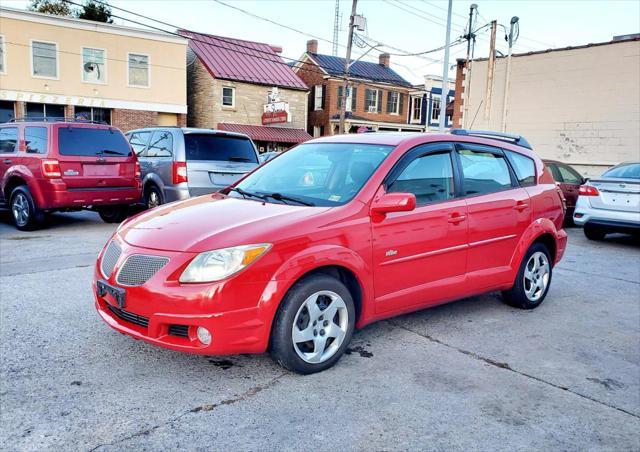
xmin=307 ymin=40 xmax=318 ymax=54
xmin=379 ymin=53 xmax=390 ymax=68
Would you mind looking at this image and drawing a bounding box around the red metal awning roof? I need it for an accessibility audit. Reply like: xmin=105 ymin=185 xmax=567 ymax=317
xmin=218 ymin=123 xmax=312 ymax=144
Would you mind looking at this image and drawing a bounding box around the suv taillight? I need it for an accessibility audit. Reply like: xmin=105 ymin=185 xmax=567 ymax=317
xmin=579 ymin=185 xmax=599 ymax=196
xmin=172 ymin=161 xmax=188 ymax=184
xmin=42 ymin=159 xmax=61 ymax=178
xmin=135 ymin=161 xmax=141 ymax=178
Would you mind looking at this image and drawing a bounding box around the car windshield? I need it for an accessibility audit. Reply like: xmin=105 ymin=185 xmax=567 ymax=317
xmin=232 ymin=142 xmax=394 ymax=207
xmin=603 ymin=163 xmax=640 ymax=180
xmin=58 ymin=127 xmax=131 ymax=156
xmin=184 ymin=134 xmax=258 ymax=163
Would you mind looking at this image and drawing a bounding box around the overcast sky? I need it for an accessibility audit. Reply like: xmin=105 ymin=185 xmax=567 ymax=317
xmin=4 ymin=0 xmax=639 ymax=84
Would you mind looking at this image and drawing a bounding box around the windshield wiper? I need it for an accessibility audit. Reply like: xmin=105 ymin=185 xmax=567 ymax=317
xmin=96 ymin=149 xmax=125 ymax=156
xmin=263 ymin=192 xmax=315 ymax=206
xmin=228 ymin=187 xmax=269 ymax=201
xmin=228 ymin=156 xmax=254 ymax=162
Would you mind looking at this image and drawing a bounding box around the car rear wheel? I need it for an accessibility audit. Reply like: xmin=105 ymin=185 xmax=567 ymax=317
xmin=145 ymin=185 xmax=163 ymax=210
xmin=584 ymin=224 xmax=606 ymax=241
xmin=270 ymin=274 xmax=355 ymax=374
xmin=502 ymin=243 xmax=552 ymax=309
xmin=10 ymin=186 xmax=45 ymax=231
xmin=97 ymin=205 xmax=129 ymax=224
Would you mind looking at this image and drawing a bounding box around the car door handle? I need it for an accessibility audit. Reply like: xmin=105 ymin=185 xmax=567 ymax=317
xmin=447 ymin=213 xmax=467 ymax=224
xmin=3 ymin=159 xmax=11 ymax=164
xmin=513 ymin=202 xmax=529 ymax=211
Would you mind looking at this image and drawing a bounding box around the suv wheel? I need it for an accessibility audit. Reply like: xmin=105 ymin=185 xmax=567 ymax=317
xmin=270 ymin=274 xmax=355 ymax=374
xmin=10 ymin=186 xmax=45 ymax=231
xmin=145 ymin=185 xmax=163 ymax=210
xmin=502 ymin=242 xmax=552 ymax=309
xmin=98 ymin=205 xmax=129 ymax=224
xmin=584 ymin=224 xmax=606 ymax=241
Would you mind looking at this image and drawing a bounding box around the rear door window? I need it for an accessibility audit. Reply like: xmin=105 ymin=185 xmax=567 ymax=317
xmin=557 ymin=164 xmax=583 ymax=184
xmin=0 ymin=127 xmax=19 ymax=153
xmin=58 ymin=127 xmax=131 ymax=157
xmin=25 ymin=127 xmax=48 ymax=154
xmin=505 ymin=150 xmax=536 ymax=186
xmin=147 ymin=131 xmax=173 ymax=157
xmin=457 ymin=145 xmax=513 ymax=195
xmin=128 ymin=131 xmax=151 ymax=156
xmin=184 ymin=134 xmax=258 ymax=163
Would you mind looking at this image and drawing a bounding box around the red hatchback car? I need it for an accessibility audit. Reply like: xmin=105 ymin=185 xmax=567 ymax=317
xmin=0 ymin=119 xmax=140 ymax=230
xmin=94 ymin=130 xmax=567 ymax=374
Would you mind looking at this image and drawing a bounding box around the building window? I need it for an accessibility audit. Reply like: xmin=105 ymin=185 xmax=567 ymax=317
xmin=75 ymin=106 xmax=111 ymax=124
xmin=411 ymin=97 xmax=422 ymax=122
xmin=314 ymin=85 xmax=323 ymax=110
xmin=222 ymin=86 xmax=235 ymax=107
xmin=31 ymin=40 xmax=58 ymax=79
xmin=387 ymin=91 xmax=399 ymax=114
xmin=26 ymin=102 xmax=64 ymax=120
xmin=0 ymin=101 xmax=14 ymax=123
xmin=313 ymin=125 xmax=321 ymax=137
xmin=128 ymin=53 xmax=149 ymax=87
xmin=431 ymin=95 xmax=441 ymax=123
xmin=82 ymin=47 xmax=106 ymax=83
xmin=0 ymin=35 xmax=6 ymax=74
xmin=365 ymin=89 xmax=379 ymax=112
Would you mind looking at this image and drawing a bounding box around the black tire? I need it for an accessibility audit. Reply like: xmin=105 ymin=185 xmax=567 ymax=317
xmin=270 ymin=274 xmax=356 ymax=374
xmin=584 ymin=224 xmax=606 ymax=241
xmin=501 ymin=242 xmax=553 ymax=310
xmin=144 ymin=184 xmax=163 ymax=210
xmin=98 ymin=205 xmax=129 ymax=224
xmin=10 ymin=185 xmax=45 ymax=231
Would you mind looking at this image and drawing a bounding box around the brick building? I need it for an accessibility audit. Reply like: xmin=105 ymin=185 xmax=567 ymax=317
xmin=0 ymin=7 xmax=187 ymax=131
xmin=181 ymin=30 xmax=311 ymax=152
xmin=293 ymin=40 xmax=423 ymax=136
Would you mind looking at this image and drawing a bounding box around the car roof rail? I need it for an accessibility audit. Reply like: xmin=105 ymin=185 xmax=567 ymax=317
xmin=6 ymin=116 xmax=109 ymax=125
xmin=450 ymin=129 xmax=532 ymax=150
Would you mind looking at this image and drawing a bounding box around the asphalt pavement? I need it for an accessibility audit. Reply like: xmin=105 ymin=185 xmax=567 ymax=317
xmin=1 ymin=210 xmax=639 ymax=451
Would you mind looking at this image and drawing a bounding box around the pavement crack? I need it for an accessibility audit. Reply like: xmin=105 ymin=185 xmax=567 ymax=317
xmin=555 ymin=265 xmax=640 ymax=285
xmin=391 ymin=321 xmax=640 ymax=420
xmin=88 ymin=372 xmax=287 ymax=451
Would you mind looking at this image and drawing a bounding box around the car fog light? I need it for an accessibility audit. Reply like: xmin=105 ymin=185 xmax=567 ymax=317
xmin=197 ymin=327 xmax=212 ymax=345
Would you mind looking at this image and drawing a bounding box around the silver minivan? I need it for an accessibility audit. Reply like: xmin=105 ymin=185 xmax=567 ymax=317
xmin=126 ymin=127 xmax=260 ymax=208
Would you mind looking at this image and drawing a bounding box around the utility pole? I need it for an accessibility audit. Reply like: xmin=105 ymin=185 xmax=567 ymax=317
xmin=332 ymin=0 xmax=340 ymax=56
xmin=462 ymin=4 xmax=477 ymax=128
xmin=501 ymin=16 xmax=519 ymax=132
xmin=438 ymin=0 xmax=453 ymax=133
xmin=483 ymin=20 xmax=497 ymax=121
xmin=339 ymin=0 xmax=358 ymax=134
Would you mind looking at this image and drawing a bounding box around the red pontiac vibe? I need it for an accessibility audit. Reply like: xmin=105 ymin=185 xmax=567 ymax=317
xmin=94 ymin=130 xmax=567 ymax=374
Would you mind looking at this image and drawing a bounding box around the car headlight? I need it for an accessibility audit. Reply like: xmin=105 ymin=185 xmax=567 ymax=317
xmin=179 ymin=244 xmax=271 ymax=283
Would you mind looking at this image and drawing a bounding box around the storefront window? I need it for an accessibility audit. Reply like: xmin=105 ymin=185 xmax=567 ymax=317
xmin=26 ymin=103 xmax=64 ymax=120
xmin=75 ymin=107 xmax=111 ymax=124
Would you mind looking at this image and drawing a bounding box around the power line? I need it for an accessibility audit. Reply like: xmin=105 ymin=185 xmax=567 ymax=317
xmin=383 ymin=0 xmax=467 ymax=34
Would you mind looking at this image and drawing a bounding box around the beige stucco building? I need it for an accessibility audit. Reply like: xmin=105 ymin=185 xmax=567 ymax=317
xmin=0 ymin=7 xmax=187 ymax=130
xmin=453 ymin=37 xmax=640 ymax=177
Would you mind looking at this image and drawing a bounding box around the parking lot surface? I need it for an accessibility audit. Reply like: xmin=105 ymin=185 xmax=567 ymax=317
xmin=1 ymin=211 xmax=639 ymax=451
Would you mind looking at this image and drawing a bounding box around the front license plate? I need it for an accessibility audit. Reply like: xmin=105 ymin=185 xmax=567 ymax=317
xmin=97 ymin=279 xmax=126 ymax=309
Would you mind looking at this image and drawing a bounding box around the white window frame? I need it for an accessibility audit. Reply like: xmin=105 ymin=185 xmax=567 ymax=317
xmin=366 ymin=88 xmax=378 ymax=112
xmin=313 ymin=125 xmax=321 ymax=138
xmin=411 ymin=96 xmax=422 ymax=123
xmin=345 ymin=86 xmax=353 ymax=112
xmin=127 ymin=52 xmax=150 ymax=88
xmin=81 ymin=46 xmax=107 ymax=84
xmin=222 ymin=86 xmax=235 ymax=108
xmin=430 ymin=94 xmax=441 ymax=123
xmin=30 ymin=39 xmax=59 ymax=80
xmin=314 ymin=85 xmax=323 ymax=110
xmin=0 ymin=35 xmax=6 ymax=75
xmin=388 ymin=91 xmax=399 ymax=115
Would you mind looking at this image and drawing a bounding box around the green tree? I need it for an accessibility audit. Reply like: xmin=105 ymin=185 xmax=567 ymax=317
xmin=76 ymin=0 xmax=113 ymax=23
xmin=28 ymin=0 xmax=74 ymax=16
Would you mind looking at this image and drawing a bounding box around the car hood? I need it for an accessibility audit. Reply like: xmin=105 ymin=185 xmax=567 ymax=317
xmin=119 ymin=194 xmax=329 ymax=252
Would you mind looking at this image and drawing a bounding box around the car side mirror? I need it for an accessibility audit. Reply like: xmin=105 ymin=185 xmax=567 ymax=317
xmin=371 ymin=192 xmax=416 ymax=215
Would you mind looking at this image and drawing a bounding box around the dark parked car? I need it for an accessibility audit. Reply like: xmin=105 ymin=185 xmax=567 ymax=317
xmin=544 ymin=160 xmax=586 ymax=220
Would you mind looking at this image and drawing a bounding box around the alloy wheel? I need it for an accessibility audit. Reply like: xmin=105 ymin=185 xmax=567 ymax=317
xmin=523 ymin=251 xmax=550 ymax=302
xmin=12 ymin=193 xmax=30 ymax=227
xmin=148 ymin=191 xmax=160 ymax=209
xmin=291 ymin=290 xmax=349 ymax=364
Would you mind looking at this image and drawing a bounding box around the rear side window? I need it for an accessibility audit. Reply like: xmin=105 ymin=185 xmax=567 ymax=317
xmin=147 ymin=131 xmax=173 ymax=157
xmin=603 ymin=163 xmax=640 ymax=180
xmin=184 ymin=134 xmax=258 ymax=163
xmin=128 ymin=131 xmax=151 ymax=156
xmin=58 ymin=127 xmax=131 ymax=157
xmin=458 ymin=147 xmax=512 ymax=195
xmin=0 ymin=127 xmax=18 ymax=153
xmin=557 ymin=164 xmax=583 ymax=184
xmin=505 ymin=150 xmax=536 ymax=186
xmin=25 ymin=127 xmax=48 ymax=154
xmin=389 ymin=152 xmax=455 ymax=205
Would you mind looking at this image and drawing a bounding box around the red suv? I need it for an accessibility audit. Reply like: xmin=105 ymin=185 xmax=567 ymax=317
xmin=93 ymin=130 xmax=567 ymax=374
xmin=0 ymin=119 xmax=141 ymax=230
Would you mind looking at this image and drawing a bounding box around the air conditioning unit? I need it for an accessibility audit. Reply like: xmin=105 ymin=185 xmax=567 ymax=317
xmin=368 ymin=106 xmax=377 ymax=113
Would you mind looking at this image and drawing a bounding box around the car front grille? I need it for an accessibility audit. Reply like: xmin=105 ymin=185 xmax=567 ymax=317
xmin=101 ymin=240 xmax=121 ymax=278
xmin=106 ymin=303 xmax=149 ymax=328
xmin=168 ymin=324 xmax=190 ymax=338
xmin=116 ymin=254 xmax=170 ymax=286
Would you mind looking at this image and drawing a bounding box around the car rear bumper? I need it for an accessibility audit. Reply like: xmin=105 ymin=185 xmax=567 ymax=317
xmin=37 ymin=179 xmax=141 ymax=210
xmin=573 ymin=197 xmax=640 ymax=228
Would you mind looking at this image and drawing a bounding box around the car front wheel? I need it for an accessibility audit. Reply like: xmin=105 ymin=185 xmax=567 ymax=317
xmin=270 ymin=274 xmax=355 ymax=374
xmin=10 ymin=185 xmax=45 ymax=231
xmin=502 ymin=243 xmax=553 ymax=309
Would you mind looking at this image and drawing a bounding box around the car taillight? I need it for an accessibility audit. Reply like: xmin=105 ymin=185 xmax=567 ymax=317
xmin=42 ymin=159 xmax=61 ymax=178
xmin=135 ymin=161 xmax=141 ymax=178
xmin=172 ymin=161 xmax=188 ymax=184
xmin=579 ymin=185 xmax=599 ymax=196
